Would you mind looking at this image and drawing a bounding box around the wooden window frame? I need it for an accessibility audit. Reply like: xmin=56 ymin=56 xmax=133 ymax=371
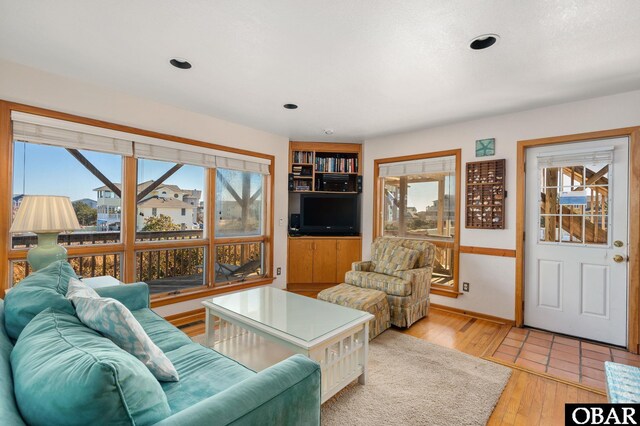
xmin=0 ymin=101 xmax=275 ymax=304
xmin=373 ymin=149 xmax=462 ymax=297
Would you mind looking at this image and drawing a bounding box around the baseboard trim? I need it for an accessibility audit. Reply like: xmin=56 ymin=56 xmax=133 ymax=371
xmin=164 ymin=308 xmax=205 ymax=327
xmin=431 ymin=303 xmax=515 ymax=325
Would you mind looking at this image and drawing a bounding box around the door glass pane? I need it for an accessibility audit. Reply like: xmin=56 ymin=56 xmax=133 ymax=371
xmin=539 ymin=216 xmax=560 ymax=242
xmin=539 ymin=162 xmax=609 ymax=246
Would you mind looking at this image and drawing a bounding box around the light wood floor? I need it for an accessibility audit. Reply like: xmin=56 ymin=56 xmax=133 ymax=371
xmin=180 ymin=297 xmax=607 ymax=425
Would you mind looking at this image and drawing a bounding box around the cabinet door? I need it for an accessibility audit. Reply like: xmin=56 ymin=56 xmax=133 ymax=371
xmin=312 ymin=239 xmax=338 ymax=283
xmin=336 ymin=239 xmax=362 ymax=283
xmin=288 ymin=239 xmax=314 ymax=284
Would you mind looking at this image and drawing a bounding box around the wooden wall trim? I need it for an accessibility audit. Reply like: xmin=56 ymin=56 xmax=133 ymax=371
xmin=150 ymin=278 xmax=273 ymax=307
xmin=515 ymin=126 xmax=640 ymax=354
xmin=460 ymin=246 xmax=516 ymax=258
xmin=0 ymin=102 xmax=12 ymax=292
xmin=164 ymin=308 xmax=205 ymax=327
xmin=430 ymin=303 xmax=515 ymax=325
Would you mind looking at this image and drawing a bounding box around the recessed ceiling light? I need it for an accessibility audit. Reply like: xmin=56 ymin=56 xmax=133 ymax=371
xmin=469 ymin=34 xmax=500 ymax=50
xmin=283 ymin=104 xmax=298 ymax=110
xmin=169 ymin=58 xmax=192 ymax=69
xmin=324 ymin=129 xmax=334 ymax=135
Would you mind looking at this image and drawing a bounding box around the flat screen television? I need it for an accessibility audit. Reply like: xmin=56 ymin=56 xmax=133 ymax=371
xmin=300 ymin=193 xmax=359 ymax=235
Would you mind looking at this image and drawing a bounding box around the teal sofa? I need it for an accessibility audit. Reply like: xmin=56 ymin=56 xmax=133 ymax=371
xmin=0 ymin=262 xmax=321 ymax=426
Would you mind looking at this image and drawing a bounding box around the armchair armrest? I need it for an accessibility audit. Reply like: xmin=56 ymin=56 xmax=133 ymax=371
xmin=94 ymin=282 xmax=149 ymax=311
xmin=391 ymin=267 xmax=433 ymax=298
xmin=352 ymin=261 xmax=373 ymax=272
xmin=155 ymin=354 xmax=320 ymax=426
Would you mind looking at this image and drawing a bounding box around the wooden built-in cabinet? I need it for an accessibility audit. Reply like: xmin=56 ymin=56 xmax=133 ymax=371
xmin=287 ymin=236 xmax=361 ymax=291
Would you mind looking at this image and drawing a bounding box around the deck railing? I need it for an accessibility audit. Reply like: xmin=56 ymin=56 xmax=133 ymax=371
xmin=12 ymin=230 xmax=203 ymax=248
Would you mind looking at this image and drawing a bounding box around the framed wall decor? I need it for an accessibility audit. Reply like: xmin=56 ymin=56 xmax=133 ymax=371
xmin=475 ymin=138 xmax=495 ymax=157
xmin=465 ymin=158 xmax=505 ymax=229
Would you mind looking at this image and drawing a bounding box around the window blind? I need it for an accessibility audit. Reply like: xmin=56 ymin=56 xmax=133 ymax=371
xmin=11 ymin=112 xmax=271 ymax=174
xmin=537 ymin=147 xmax=614 ymax=169
xmin=12 ymin=112 xmax=134 ymax=156
xmin=378 ymin=155 xmax=456 ymax=178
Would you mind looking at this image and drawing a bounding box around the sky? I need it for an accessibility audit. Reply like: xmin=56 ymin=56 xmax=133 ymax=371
xmin=391 ymin=175 xmax=456 ymax=212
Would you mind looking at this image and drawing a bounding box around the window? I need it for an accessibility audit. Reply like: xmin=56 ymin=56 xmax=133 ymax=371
xmin=5 ymin=108 xmax=273 ymax=299
xmin=214 ymin=169 xmax=266 ymax=284
xmin=12 ymin=141 xmax=123 ymax=247
xmin=375 ymin=151 xmax=460 ymax=294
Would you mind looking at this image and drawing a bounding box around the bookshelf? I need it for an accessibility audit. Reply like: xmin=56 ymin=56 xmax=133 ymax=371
xmin=287 ymin=142 xmax=363 ymax=292
xmin=289 ymin=142 xmax=362 ymax=193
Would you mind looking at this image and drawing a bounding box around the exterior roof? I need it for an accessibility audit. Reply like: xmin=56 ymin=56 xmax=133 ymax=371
xmin=93 ymin=180 xmax=194 ymax=195
xmin=137 ymin=197 xmax=194 ymax=209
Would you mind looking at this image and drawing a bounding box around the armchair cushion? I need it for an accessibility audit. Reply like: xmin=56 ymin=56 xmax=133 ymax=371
xmin=372 ymin=245 xmax=419 ymax=276
xmin=345 ymin=271 xmax=412 ymax=297
xmin=372 ymin=237 xmax=435 ymax=269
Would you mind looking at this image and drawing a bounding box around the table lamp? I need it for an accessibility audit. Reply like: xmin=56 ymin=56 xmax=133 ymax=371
xmin=10 ymin=195 xmax=81 ymax=271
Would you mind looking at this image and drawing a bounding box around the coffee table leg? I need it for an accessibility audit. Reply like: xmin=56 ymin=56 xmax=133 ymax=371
xmin=358 ymin=323 xmax=369 ymax=385
xmin=205 ymin=311 xmax=215 ymax=347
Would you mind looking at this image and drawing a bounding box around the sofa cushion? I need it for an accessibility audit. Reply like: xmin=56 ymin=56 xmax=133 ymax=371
xmin=161 ymin=342 xmax=255 ymax=414
xmin=10 ymin=308 xmax=171 ymax=426
xmin=4 ymin=260 xmax=77 ymax=340
xmin=345 ymin=270 xmax=412 ymax=296
xmin=132 ymin=308 xmax=194 ymax=353
xmin=372 ymin=245 xmax=419 ymax=275
xmin=0 ymin=301 xmax=26 ymax=426
xmin=67 ymin=278 xmax=179 ymax=382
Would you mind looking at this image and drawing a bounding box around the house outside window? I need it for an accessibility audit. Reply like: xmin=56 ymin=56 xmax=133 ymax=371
xmin=375 ymin=151 xmax=461 ymax=295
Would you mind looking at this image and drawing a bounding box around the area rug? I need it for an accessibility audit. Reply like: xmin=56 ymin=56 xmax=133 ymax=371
xmin=321 ymin=331 xmax=511 ymax=426
xmin=194 ymin=330 xmax=511 ymax=425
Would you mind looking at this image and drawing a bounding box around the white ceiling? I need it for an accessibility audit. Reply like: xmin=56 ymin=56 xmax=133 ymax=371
xmin=1 ymin=1 xmax=640 ymax=142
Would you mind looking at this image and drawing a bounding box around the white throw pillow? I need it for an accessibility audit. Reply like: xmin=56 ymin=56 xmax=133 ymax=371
xmin=66 ymin=278 xmax=179 ymax=382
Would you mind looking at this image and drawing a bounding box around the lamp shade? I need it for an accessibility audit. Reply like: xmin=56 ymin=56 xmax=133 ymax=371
xmin=10 ymin=195 xmax=81 ymax=233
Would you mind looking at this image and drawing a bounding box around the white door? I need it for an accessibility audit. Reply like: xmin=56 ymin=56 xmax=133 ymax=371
xmin=524 ymin=138 xmax=629 ymax=346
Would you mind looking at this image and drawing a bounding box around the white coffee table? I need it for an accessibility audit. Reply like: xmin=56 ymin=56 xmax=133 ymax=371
xmin=202 ymin=287 xmax=373 ymax=403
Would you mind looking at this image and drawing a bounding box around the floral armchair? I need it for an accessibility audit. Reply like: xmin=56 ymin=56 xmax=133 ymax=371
xmin=345 ymin=237 xmax=435 ymax=328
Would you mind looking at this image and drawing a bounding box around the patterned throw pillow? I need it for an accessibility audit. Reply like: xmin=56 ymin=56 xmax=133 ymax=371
xmin=372 ymin=245 xmax=420 ymax=275
xmin=66 ymin=278 xmax=179 ymax=382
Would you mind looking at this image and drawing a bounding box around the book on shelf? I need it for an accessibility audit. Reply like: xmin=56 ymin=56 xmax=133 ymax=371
xmin=315 ymin=155 xmax=358 ymax=173
xmin=292 ymin=151 xmax=313 ymax=164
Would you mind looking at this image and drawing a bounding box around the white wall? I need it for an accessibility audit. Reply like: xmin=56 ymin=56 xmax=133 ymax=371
xmin=0 ymin=60 xmax=291 ymax=316
xmin=363 ymin=89 xmax=640 ymax=320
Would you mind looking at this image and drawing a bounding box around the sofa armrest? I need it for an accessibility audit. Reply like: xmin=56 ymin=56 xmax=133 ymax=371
xmin=352 ymin=261 xmax=373 ymax=272
xmin=94 ymin=283 xmax=149 ymax=311
xmin=391 ymin=267 xmax=433 ymax=298
xmin=155 ymin=354 xmax=320 ymax=426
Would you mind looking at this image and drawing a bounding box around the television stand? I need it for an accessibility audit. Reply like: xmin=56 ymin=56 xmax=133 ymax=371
xmin=287 ymin=235 xmax=362 ymax=292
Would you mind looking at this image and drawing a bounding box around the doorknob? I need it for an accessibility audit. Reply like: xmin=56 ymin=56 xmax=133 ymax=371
xmin=613 ymin=255 xmax=627 ymax=263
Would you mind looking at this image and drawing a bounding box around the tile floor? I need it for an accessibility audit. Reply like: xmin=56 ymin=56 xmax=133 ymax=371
xmin=492 ymin=327 xmax=640 ymax=391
